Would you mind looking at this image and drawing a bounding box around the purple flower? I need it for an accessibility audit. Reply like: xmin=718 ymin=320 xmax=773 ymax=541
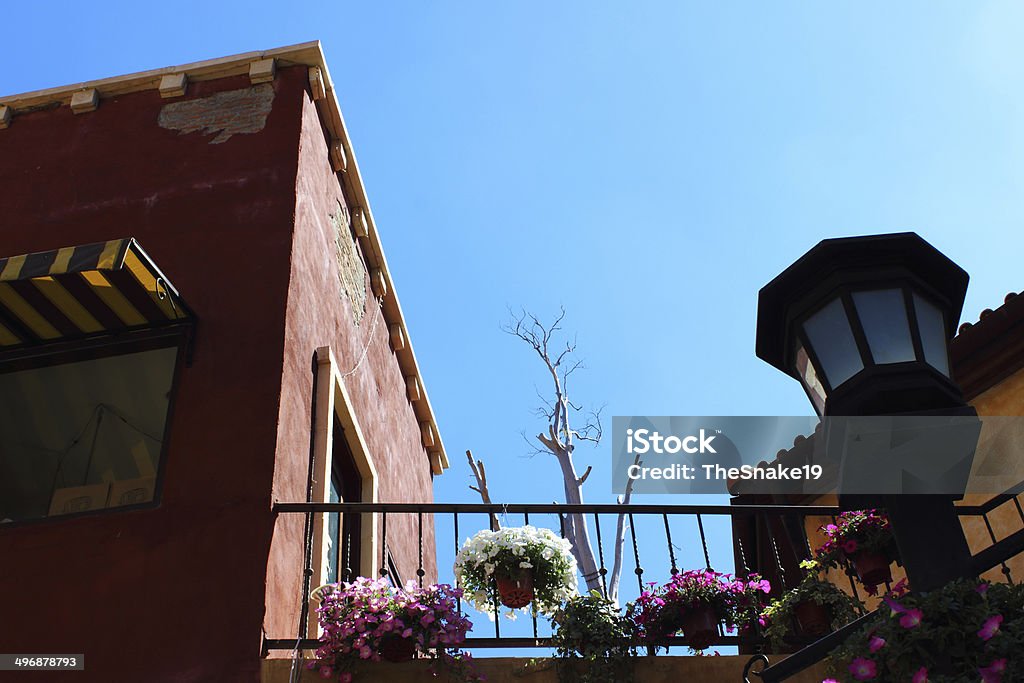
xmin=883 ymin=595 xmax=905 ymax=615
xmin=849 ymin=657 xmax=877 ymax=680
xmin=842 ymin=540 xmax=859 ymax=555
xmin=868 ymin=635 xmax=885 ymax=653
xmin=899 ymin=609 xmax=923 ymax=629
xmin=978 ymin=614 xmax=1003 ymax=641
xmin=912 ymin=667 xmax=928 ymax=683
xmin=979 ymin=658 xmax=1007 ymax=683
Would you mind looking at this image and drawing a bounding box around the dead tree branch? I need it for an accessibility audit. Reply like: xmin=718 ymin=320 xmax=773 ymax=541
xmin=466 ymin=450 xmax=500 ymax=531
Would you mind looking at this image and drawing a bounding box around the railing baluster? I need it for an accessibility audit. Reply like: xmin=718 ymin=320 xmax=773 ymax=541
xmin=493 ymin=574 xmax=501 ymax=639
xmin=417 ymin=511 xmax=425 ymax=587
xmin=525 ymin=511 xmax=538 ymax=639
xmin=765 ymin=513 xmax=787 ymax=588
xmin=594 ymin=512 xmax=609 ymax=598
xmin=736 ymin=535 xmax=751 ymax=576
xmin=628 ymin=512 xmax=643 ymax=592
xmin=454 ymin=512 xmax=462 ymax=612
xmin=663 ymin=513 xmax=678 ymax=575
xmin=380 ymin=510 xmax=388 ymax=579
xmin=696 ymin=513 xmax=712 ymax=569
xmin=797 ymin=514 xmax=814 ymax=559
xmin=343 ymin=521 xmax=353 ymax=582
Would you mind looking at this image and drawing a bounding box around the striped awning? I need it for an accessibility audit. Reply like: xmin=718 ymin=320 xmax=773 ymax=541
xmin=0 ymin=238 xmax=193 ymax=350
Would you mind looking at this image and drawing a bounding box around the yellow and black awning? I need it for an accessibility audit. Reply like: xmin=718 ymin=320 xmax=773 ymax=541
xmin=0 ymin=238 xmax=193 ymax=349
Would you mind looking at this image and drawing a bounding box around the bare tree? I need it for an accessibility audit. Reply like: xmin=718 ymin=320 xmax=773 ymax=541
xmin=467 ymin=308 xmax=634 ymax=601
xmin=466 ymin=449 xmax=499 ymax=532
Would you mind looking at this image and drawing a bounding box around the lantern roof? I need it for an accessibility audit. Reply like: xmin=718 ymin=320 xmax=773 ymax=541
xmin=756 ymin=232 xmax=969 ymax=377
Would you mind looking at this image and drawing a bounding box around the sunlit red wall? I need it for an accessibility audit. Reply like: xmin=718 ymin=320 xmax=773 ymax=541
xmin=0 ymin=63 xmax=436 ymax=682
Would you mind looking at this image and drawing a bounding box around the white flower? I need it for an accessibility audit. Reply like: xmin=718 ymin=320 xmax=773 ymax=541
xmin=454 ymin=525 xmax=578 ymax=618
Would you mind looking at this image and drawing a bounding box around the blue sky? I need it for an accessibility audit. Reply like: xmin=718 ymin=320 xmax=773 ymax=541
xmin=5 ymin=0 xmax=1024 ymax=638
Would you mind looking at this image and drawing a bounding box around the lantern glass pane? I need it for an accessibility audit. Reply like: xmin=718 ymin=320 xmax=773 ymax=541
xmin=795 ymin=342 xmax=827 ymax=415
xmin=914 ymin=292 xmax=950 ymax=376
xmin=852 ymin=289 xmax=916 ymax=365
xmin=803 ymin=297 xmax=864 ymax=388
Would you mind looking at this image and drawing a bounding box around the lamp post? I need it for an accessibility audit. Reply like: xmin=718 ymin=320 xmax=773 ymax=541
xmin=755 ymin=232 xmax=977 ymax=591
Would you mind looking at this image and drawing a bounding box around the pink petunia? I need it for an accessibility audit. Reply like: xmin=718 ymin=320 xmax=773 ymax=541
xmin=849 ymin=657 xmax=877 ymax=681
xmin=868 ymin=635 xmax=886 ymax=653
xmin=842 ymin=540 xmax=859 ymax=555
xmin=339 ymin=674 xmax=353 ymax=683
xmin=899 ymin=608 xmax=923 ymax=629
xmin=912 ymin=667 xmax=928 ymax=683
xmin=979 ymin=658 xmax=1007 ymax=683
xmin=890 ymin=578 xmax=909 ymax=597
xmin=978 ymin=615 xmax=1003 ymax=641
xmin=977 ymin=583 xmax=990 ymax=595
xmin=883 ymin=595 xmax=905 ymax=614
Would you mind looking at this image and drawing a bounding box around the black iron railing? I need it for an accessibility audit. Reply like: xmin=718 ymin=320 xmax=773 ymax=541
xmin=264 ymin=501 xmax=846 ymax=654
xmin=263 ymin=495 xmax=1024 ymax=682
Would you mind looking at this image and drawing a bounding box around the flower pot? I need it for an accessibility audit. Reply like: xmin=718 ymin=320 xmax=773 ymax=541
xmin=793 ymin=600 xmax=830 ymax=637
xmin=852 ymin=551 xmax=892 ymax=587
xmin=496 ymin=571 xmax=535 ymax=609
xmin=379 ymin=634 xmax=416 ymax=662
xmin=681 ymin=604 xmax=719 ymax=650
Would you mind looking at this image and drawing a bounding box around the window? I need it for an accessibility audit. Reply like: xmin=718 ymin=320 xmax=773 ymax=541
xmin=0 ymin=337 xmax=181 ymax=523
xmin=310 ymin=346 xmax=379 ymax=609
xmin=325 ymin=416 xmax=363 ymax=584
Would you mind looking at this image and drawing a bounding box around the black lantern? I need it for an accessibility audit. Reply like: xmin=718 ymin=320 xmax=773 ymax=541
xmin=756 ymin=232 xmax=968 ymax=416
xmin=755 ymin=232 xmax=979 ymax=592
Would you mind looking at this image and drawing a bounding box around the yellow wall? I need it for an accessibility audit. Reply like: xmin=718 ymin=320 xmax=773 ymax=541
xmin=959 ymin=368 xmax=1024 ymax=583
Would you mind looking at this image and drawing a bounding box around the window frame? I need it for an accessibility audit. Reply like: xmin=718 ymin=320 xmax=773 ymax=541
xmin=309 ymin=346 xmax=380 ymax=621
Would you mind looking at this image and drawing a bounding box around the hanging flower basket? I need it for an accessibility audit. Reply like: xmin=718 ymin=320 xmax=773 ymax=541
xmin=311 ymin=578 xmax=477 ymax=681
xmin=630 ymin=569 xmax=771 ymax=652
xmin=759 ymin=561 xmax=864 ymax=653
xmin=852 ymin=550 xmax=892 ymax=587
xmin=454 ymin=525 xmax=577 ymax=617
xmin=793 ymin=600 xmax=831 ymax=637
xmin=681 ymin=603 xmax=719 ymax=650
xmin=495 ymin=570 xmax=535 ymax=609
xmin=378 ymin=634 xmax=417 ymax=663
xmin=814 ymin=509 xmax=897 ymax=593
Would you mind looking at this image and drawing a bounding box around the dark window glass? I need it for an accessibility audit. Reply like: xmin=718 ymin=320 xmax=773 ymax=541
xmin=852 ymin=289 xmax=916 ymax=365
xmin=0 ymin=344 xmax=178 ymax=523
xmin=328 ymin=416 xmax=362 ymax=582
xmin=914 ymin=293 xmax=950 ymax=376
xmin=803 ymin=297 xmax=864 ymax=388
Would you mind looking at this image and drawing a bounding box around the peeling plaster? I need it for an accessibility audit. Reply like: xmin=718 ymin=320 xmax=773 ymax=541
xmin=158 ymin=84 xmax=274 ymax=144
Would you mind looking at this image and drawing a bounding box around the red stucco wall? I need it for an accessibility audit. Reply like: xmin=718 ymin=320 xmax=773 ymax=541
xmin=264 ymin=88 xmax=438 ymax=645
xmin=0 ymin=63 xmax=436 ymax=681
